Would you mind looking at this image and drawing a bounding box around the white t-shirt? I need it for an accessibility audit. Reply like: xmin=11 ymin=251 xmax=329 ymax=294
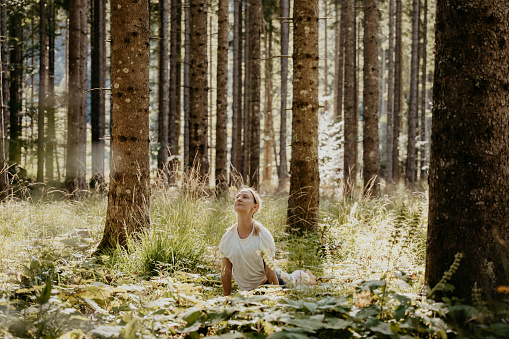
xmin=218 ymin=222 xmax=276 ymax=291
xmin=280 ymin=270 xmax=311 ymax=289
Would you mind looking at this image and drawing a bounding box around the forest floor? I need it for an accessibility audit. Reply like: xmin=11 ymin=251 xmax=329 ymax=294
xmin=0 ymin=183 xmax=506 ymax=338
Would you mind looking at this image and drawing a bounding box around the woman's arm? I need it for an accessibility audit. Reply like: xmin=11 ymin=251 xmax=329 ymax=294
xmin=221 ymin=257 xmax=233 ymax=296
xmin=265 ymin=262 xmax=279 ymax=285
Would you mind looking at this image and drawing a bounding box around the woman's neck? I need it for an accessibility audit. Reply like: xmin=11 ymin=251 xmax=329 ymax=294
xmin=237 ymin=213 xmax=254 ymax=236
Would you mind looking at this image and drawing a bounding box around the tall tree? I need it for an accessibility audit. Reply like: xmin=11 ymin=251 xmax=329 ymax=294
xmin=0 ymin=0 xmax=7 ymax=151
xmin=385 ymin=0 xmax=395 ymax=183
xmin=230 ymin=0 xmax=243 ymax=185
xmin=188 ymin=0 xmax=209 ymax=178
xmin=426 ymin=0 xmax=509 ymax=301
xmin=322 ymin=0 xmax=328 ymax=112
xmin=242 ymin=1 xmax=251 ymax=182
xmin=158 ymin=0 xmax=169 ymax=174
xmin=183 ymin=0 xmax=190 ymax=164
xmin=419 ymin=0 xmax=428 ymax=179
xmin=333 ymin=0 xmax=344 ymax=122
xmin=91 ymin=0 xmax=107 ymax=187
xmin=287 ymin=0 xmax=319 ymax=233
xmin=8 ymin=11 xmax=23 ymax=165
xmin=362 ymin=0 xmax=379 ymax=194
xmin=37 ymin=0 xmax=47 ymax=183
xmin=45 ymin=1 xmax=56 ymax=181
xmin=343 ymin=0 xmax=356 ymax=194
xmin=248 ymin=0 xmax=262 ymax=189
xmin=278 ymin=0 xmax=289 ymax=188
xmin=79 ymin=0 xmax=88 ymax=183
xmin=262 ymin=26 xmax=275 ymax=186
xmin=405 ymin=0 xmax=420 ymax=184
xmin=392 ymin=0 xmax=402 ymax=182
xmin=215 ymin=0 xmax=228 ymax=195
xmin=0 ymin=30 xmax=7 ymax=200
xmin=96 ymin=0 xmax=151 ymax=252
xmin=169 ymin=0 xmax=179 ymax=179
xmin=66 ymin=0 xmax=86 ymax=193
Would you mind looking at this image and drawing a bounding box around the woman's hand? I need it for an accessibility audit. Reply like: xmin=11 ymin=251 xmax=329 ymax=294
xmin=221 ymin=257 xmax=233 ymax=296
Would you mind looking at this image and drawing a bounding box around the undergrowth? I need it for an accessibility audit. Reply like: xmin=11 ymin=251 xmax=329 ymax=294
xmin=0 ymin=182 xmax=507 ymax=338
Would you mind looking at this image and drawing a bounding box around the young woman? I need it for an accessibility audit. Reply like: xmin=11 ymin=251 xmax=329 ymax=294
xmin=219 ymin=188 xmax=279 ymax=296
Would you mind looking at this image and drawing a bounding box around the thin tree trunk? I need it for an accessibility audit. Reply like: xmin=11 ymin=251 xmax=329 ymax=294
xmin=230 ymin=0 xmax=242 ymax=185
xmin=419 ymin=0 xmax=428 ymax=179
xmin=175 ymin=0 xmax=182 ymax=169
xmin=242 ymin=1 xmax=251 ymax=183
xmin=188 ymin=0 xmax=209 ymax=179
xmin=208 ymin=17 xmax=213 ymax=184
xmin=96 ymin=0 xmax=151 ymax=252
xmin=79 ymin=0 xmax=88 ymax=187
xmin=287 ymin=0 xmax=320 ymax=233
xmin=158 ymin=0 xmax=169 ymax=174
xmin=405 ymin=0 xmax=419 ymax=184
xmin=248 ymin=0 xmax=261 ymax=189
xmin=0 ymin=23 xmax=8 ymax=200
xmin=37 ymin=0 xmax=47 ymax=183
xmin=262 ymin=25 xmax=274 ymax=186
xmin=385 ymin=0 xmax=394 ymax=183
xmin=9 ymin=12 xmax=23 ymax=165
xmin=169 ymin=0 xmax=178 ymax=181
xmin=1 ymin=0 xmax=7 ymax=154
xmin=91 ymin=0 xmax=106 ymax=187
xmin=323 ymin=0 xmax=328 ymax=112
xmin=183 ymin=0 xmax=190 ymax=165
xmin=45 ymin=1 xmax=56 ymax=182
xmin=278 ymin=0 xmax=289 ymax=188
xmin=215 ymin=0 xmax=228 ymax=195
xmin=362 ymin=0 xmax=379 ymax=195
xmin=392 ymin=0 xmax=402 ymax=182
xmin=343 ymin=0 xmax=356 ymax=194
xmin=334 ymin=0 xmax=344 ymax=122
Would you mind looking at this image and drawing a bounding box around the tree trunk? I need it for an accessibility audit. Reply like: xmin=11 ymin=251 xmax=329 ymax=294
xmin=392 ymin=0 xmax=402 ymax=182
xmin=96 ymin=0 xmax=151 ymax=252
xmin=188 ymin=0 xmax=209 ymax=179
xmin=0 ymin=28 xmax=8 ymax=200
xmin=405 ymin=0 xmax=419 ymax=184
xmin=91 ymin=0 xmax=106 ymax=187
xmin=262 ymin=26 xmax=274 ymax=186
xmin=37 ymin=0 xmax=47 ymax=183
xmin=215 ymin=0 xmax=228 ymax=195
xmin=362 ymin=0 xmax=379 ymax=195
xmin=169 ymin=0 xmax=179 ymax=181
xmin=426 ymin=0 xmax=509 ymax=301
xmin=1 ymin=0 xmax=7 ymax=156
xmin=242 ymin=1 xmax=251 ymax=183
xmin=248 ymin=0 xmax=261 ymax=189
xmin=45 ymin=2 xmax=56 ymax=182
xmin=419 ymin=0 xmax=427 ymax=180
xmin=343 ymin=0 xmax=356 ymax=194
xmin=175 ymin=0 xmax=182 ymax=166
xmin=230 ymin=0 xmax=243 ymax=185
xmin=333 ymin=0 xmax=344 ymax=122
xmin=385 ymin=0 xmax=394 ymax=183
xmin=8 ymin=12 xmax=23 ymax=165
xmin=183 ymin=0 xmax=190 ymax=165
xmin=322 ymin=0 xmax=328 ymax=112
xmin=79 ymin=0 xmax=88 ymax=185
xmin=158 ymin=0 xmax=169 ymax=174
xmin=287 ymin=0 xmax=319 ymax=233
xmin=278 ymin=0 xmax=289 ymax=189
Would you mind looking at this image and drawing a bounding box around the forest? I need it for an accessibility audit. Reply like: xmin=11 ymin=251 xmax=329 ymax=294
xmin=0 ymin=0 xmax=508 ymax=337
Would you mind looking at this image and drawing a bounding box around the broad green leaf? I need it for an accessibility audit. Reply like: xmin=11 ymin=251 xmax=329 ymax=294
xmin=324 ymin=317 xmax=350 ymax=330
xmin=303 ymin=301 xmax=317 ymax=314
xmin=369 ymin=322 xmax=394 ymax=336
xmin=267 ymin=330 xmax=308 ymax=339
xmin=394 ymin=305 xmax=406 ymax=321
xmin=180 ymin=307 xmax=203 ymax=324
xmin=37 ymin=279 xmax=52 ymax=305
xmin=82 ymin=297 xmax=109 ymax=315
xmin=353 ymin=306 xmax=380 ymax=319
xmin=284 ymin=318 xmax=325 ymax=332
xmin=58 ymin=330 xmax=85 ymax=339
xmin=88 ymin=325 xmax=123 ymax=339
xmin=120 ymin=318 xmax=138 ymax=339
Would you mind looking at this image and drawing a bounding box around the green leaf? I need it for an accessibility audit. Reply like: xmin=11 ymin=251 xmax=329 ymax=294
xmin=180 ymin=307 xmax=203 ymax=324
xmin=368 ymin=322 xmax=394 ymax=336
xmin=394 ymin=305 xmax=406 ymax=321
xmin=88 ymin=325 xmax=123 ymax=339
xmin=353 ymin=305 xmax=380 ymax=319
xmin=303 ymin=301 xmax=317 ymax=314
xmin=244 ymin=333 xmax=267 ymax=339
xmin=37 ymin=278 xmax=52 ymax=305
xmin=284 ymin=318 xmax=325 ymax=333
xmin=324 ymin=317 xmax=350 ymax=330
xmin=360 ymin=280 xmax=386 ymax=292
xmin=267 ymin=330 xmax=308 ymax=339
xmin=120 ymin=318 xmax=138 ymax=339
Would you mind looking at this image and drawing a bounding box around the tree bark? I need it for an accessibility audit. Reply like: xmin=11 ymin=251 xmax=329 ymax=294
xmin=91 ymin=0 xmax=107 ymax=187
xmin=0 ymin=0 xmax=7 ymax=156
xmin=242 ymin=1 xmax=251 ymax=183
xmin=37 ymin=0 xmax=47 ymax=183
xmin=79 ymin=0 xmax=88 ymax=184
xmin=405 ymin=0 xmax=419 ymax=184
xmin=278 ymin=0 xmax=289 ymax=189
xmin=8 ymin=12 xmax=23 ymax=165
xmin=215 ymin=0 xmax=228 ymax=195
xmin=362 ymin=0 xmax=379 ymax=195
xmin=158 ymin=0 xmax=169 ymax=174
xmin=262 ymin=26 xmax=274 ymax=186
xmin=392 ymin=0 xmax=402 ymax=182
xmin=426 ymin=0 xmax=509 ymax=301
xmin=419 ymin=0 xmax=428 ymax=179
xmin=333 ymin=0 xmax=344 ymax=122
xmin=188 ymin=0 xmax=209 ymax=179
xmin=45 ymin=1 xmax=56 ymax=182
xmin=385 ymin=0 xmax=395 ymax=183
xmin=0 ymin=27 xmax=8 ymax=200
xmin=230 ymin=0 xmax=243 ymax=185
xmin=248 ymin=0 xmax=261 ymax=189
xmin=96 ymin=0 xmax=151 ymax=252
xmin=183 ymin=0 xmax=190 ymax=165
xmin=343 ymin=0 xmax=356 ymax=194
xmin=287 ymin=0 xmax=320 ymax=233
xmin=169 ymin=0 xmax=179 ymax=181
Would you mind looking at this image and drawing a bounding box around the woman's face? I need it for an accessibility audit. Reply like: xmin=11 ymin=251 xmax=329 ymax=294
xmin=234 ymin=189 xmax=258 ymax=215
